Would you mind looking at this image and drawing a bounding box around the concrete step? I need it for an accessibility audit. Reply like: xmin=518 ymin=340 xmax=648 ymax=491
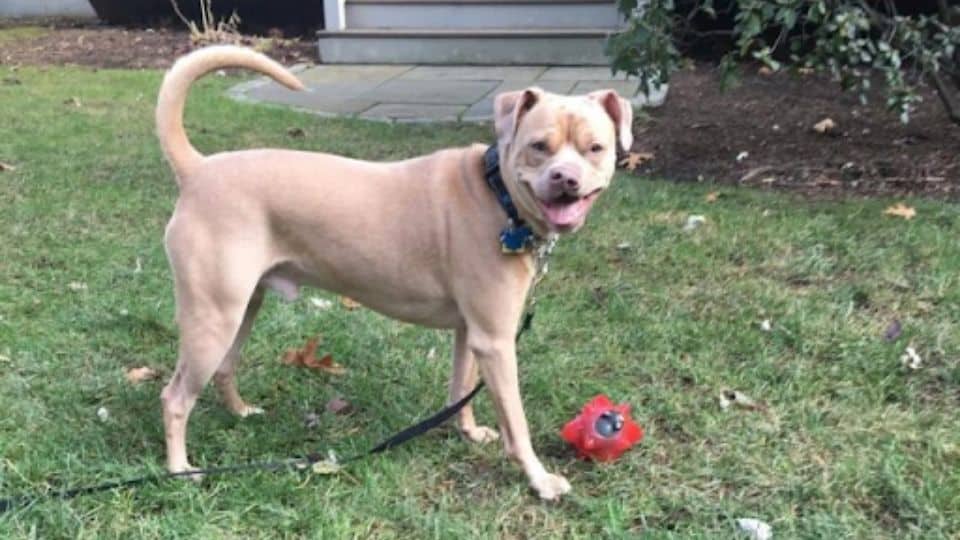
xmin=316 ymin=28 xmax=614 ymax=65
xmin=345 ymin=0 xmax=621 ymax=30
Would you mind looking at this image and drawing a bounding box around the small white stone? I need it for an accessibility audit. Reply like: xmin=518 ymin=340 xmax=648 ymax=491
xmin=97 ymin=407 xmax=110 ymax=422
xmin=309 ymin=297 xmax=333 ymax=310
xmin=683 ymin=215 xmax=707 ymax=232
xmin=736 ymin=518 xmax=772 ymax=540
xmin=760 ymin=319 xmax=772 ymax=332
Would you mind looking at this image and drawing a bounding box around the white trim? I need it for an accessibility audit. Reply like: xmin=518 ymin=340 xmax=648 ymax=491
xmin=323 ymin=0 xmax=347 ymax=30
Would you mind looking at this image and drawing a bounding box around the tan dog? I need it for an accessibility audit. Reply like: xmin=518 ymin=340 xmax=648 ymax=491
xmin=156 ymin=46 xmax=632 ymax=500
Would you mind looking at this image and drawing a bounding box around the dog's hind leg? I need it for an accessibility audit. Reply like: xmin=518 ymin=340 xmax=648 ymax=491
xmin=449 ymin=325 xmax=499 ymax=444
xmin=213 ymin=286 xmax=266 ymax=418
xmin=160 ymin=258 xmax=262 ymax=474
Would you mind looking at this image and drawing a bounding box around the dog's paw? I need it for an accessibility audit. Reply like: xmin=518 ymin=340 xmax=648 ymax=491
xmin=461 ymin=425 xmax=500 ymax=444
xmin=530 ymin=473 xmax=572 ymax=501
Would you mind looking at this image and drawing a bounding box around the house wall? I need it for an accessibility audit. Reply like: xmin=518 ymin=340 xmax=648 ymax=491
xmin=0 ymin=0 xmax=96 ymax=18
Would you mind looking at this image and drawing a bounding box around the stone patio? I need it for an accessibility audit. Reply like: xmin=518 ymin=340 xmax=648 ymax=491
xmin=229 ymin=64 xmax=666 ymax=123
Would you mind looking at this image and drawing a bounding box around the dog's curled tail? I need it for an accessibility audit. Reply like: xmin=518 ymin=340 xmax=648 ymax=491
xmin=156 ymin=45 xmax=305 ymax=183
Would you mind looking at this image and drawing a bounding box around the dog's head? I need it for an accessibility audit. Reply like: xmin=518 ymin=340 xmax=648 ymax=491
xmin=493 ymin=87 xmax=633 ymax=234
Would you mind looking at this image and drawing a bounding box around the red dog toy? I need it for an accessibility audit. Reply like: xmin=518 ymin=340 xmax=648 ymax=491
xmin=560 ymin=395 xmax=643 ymax=461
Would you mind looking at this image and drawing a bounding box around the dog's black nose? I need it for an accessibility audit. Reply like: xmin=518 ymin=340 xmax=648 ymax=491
xmin=549 ymin=167 xmax=580 ymax=192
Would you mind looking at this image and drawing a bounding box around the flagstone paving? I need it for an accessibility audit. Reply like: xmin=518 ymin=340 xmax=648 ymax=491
xmin=229 ymin=63 xmax=666 ymax=123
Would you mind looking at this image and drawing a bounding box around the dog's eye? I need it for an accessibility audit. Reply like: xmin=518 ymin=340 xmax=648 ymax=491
xmin=589 ymin=143 xmax=604 ymax=153
xmin=529 ymin=141 xmax=549 ymax=152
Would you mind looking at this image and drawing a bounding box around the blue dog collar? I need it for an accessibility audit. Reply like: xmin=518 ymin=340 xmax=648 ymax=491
xmin=483 ymin=145 xmax=539 ymax=253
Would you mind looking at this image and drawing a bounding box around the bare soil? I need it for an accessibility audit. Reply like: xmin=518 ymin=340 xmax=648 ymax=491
xmin=2 ymin=19 xmax=957 ymax=198
xmin=0 ymin=18 xmax=315 ymax=69
xmin=636 ymin=64 xmax=960 ymax=198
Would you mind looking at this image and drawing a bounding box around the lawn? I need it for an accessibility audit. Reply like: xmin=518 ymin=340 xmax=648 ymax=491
xmin=0 ymin=65 xmax=958 ymax=539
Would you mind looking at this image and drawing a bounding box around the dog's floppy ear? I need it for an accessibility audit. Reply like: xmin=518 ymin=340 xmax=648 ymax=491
xmin=588 ymin=90 xmax=634 ymax=152
xmin=494 ymin=87 xmax=542 ymax=147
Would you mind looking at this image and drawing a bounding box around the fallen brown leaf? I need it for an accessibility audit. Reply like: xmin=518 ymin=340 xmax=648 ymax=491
xmin=758 ymin=66 xmax=773 ymax=76
xmin=340 ymin=297 xmax=361 ymax=310
xmin=705 ymin=191 xmax=720 ymax=203
xmin=282 ymin=336 xmax=321 ymax=365
xmin=0 ymin=161 xmax=15 ymax=172
xmin=326 ymin=396 xmax=352 ymax=415
xmin=315 ymin=354 xmax=347 ymax=375
xmin=618 ymin=151 xmax=654 ymax=171
xmin=287 ymin=127 xmax=305 ymax=138
xmin=282 ymin=336 xmax=346 ymax=375
xmin=884 ymin=203 xmax=916 ymax=220
xmin=64 ymin=96 xmax=82 ymax=108
xmin=125 ymin=366 xmax=158 ymax=384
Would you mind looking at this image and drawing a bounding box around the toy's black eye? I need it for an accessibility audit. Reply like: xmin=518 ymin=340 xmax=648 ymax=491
xmin=589 ymin=143 xmax=604 ymax=153
xmin=594 ymin=411 xmax=624 ymax=438
xmin=529 ymin=140 xmax=549 ymax=152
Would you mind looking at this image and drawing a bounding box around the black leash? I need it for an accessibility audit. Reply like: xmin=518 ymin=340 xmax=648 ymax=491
xmin=0 ymin=312 xmax=535 ymax=514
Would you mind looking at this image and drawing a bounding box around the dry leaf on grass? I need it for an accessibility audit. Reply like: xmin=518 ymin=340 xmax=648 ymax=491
xmin=125 ymin=366 xmax=158 ymax=384
xmin=884 ymin=203 xmax=916 ymax=220
xmin=884 ymin=319 xmax=902 ymax=342
xmin=325 ymin=396 xmax=352 ymax=415
xmin=340 ymin=296 xmax=361 ymax=310
xmin=64 ymin=96 xmax=82 ymax=108
xmin=813 ymin=117 xmax=836 ymax=134
xmin=901 ymin=346 xmax=922 ymax=370
xmin=718 ymin=389 xmax=768 ymax=413
xmin=618 ymin=151 xmax=654 ymax=171
xmin=705 ymin=191 xmax=720 ymax=203
xmin=304 ymin=411 xmax=321 ymax=429
xmin=287 ymin=127 xmax=305 ymax=138
xmin=0 ymin=161 xmax=16 ymax=172
xmin=311 ymin=450 xmax=342 ymax=475
xmin=282 ymin=336 xmax=347 ymax=375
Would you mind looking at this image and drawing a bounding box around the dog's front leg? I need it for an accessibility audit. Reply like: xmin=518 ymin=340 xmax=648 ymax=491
xmin=469 ymin=332 xmax=571 ymax=500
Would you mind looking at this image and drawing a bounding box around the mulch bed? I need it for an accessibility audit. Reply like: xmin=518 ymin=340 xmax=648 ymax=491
xmin=635 ymin=64 xmax=960 ymax=198
xmin=2 ymin=19 xmax=957 ymax=198
xmin=0 ymin=18 xmax=315 ymax=69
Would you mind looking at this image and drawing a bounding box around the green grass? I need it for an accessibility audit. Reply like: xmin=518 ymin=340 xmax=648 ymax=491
xmin=1 ymin=65 xmax=958 ymax=539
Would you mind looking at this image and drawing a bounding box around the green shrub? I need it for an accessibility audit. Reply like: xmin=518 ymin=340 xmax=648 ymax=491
xmin=606 ymin=1 xmax=960 ymax=124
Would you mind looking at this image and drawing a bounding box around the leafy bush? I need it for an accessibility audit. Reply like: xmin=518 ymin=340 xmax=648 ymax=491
xmin=606 ymin=1 xmax=960 ymax=124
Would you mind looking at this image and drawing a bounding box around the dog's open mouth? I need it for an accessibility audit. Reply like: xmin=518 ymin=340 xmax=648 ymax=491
xmin=537 ymin=189 xmax=601 ymax=230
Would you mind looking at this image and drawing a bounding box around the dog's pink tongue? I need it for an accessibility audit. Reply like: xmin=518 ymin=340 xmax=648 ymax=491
xmin=542 ymin=198 xmax=590 ymax=228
